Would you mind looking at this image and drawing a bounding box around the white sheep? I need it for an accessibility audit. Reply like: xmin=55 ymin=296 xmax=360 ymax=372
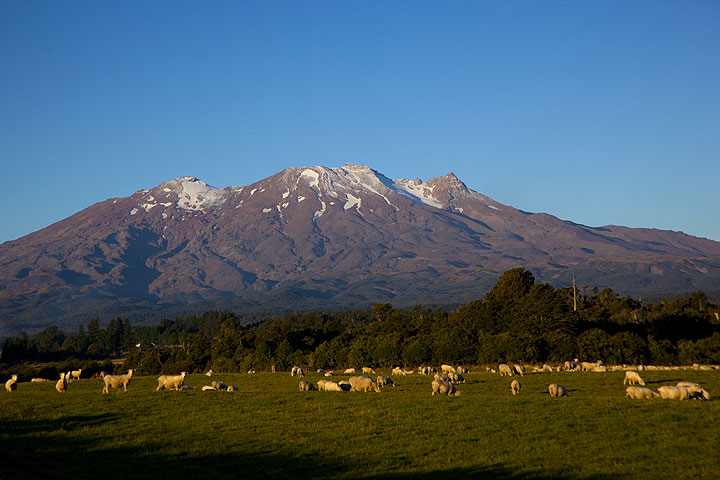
xmin=361 ymin=367 xmax=376 ymax=374
xmin=548 ymin=383 xmax=568 ymax=397
xmin=205 ymin=369 xmax=214 ymax=377
xmin=317 ymin=380 xmax=343 ymax=392
xmin=324 ymin=371 xmax=334 ymax=377
xmin=70 ymin=369 xmax=82 ymax=381
xmin=31 ymin=378 xmax=49 ymax=382
xmin=623 ymin=371 xmax=645 ymax=386
xmin=658 ymin=385 xmax=690 ymax=400
xmin=202 ymin=385 xmax=218 ymax=391
xmin=457 ymin=366 xmax=469 ymax=374
xmin=227 ymin=385 xmax=238 ymax=392
xmin=592 ymin=365 xmax=608 ymax=372
xmin=625 ymin=386 xmax=659 ymax=399
xmin=102 ymin=369 xmax=135 ymax=393
xmin=441 ymin=364 xmax=456 ymax=374
xmin=344 ymin=368 xmax=356 ymax=374
xmin=211 ymin=380 xmax=227 ymax=390
xmin=513 ymin=365 xmax=525 ymax=376
xmin=156 ymin=372 xmax=187 ymax=391
xmin=291 ymin=366 xmax=305 ymax=377
xmin=541 ymin=364 xmax=553 ymax=373
xmin=510 ymin=379 xmax=521 ymax=395
xmin=377 ymin=375 xmax=395 ymax=387
xmin=298 ymin=380 xmax=316 ymax=391
xmin=5 ymin=374 xmax=18 ymax=392
xmin=498 ymin=364 xmax=513 ymax=376
xmin=391 ymin=367 xmax=406 ymax=376
xmin=676 ymin=382 xmax=711 ymax=400
xmin=56 ymin=372 xmax=68 ymax=393
xmin=247 ymin=369 xmax=256 ymax=374
xmin=349 ymin=375 xmax=381 ymax=393
xmin=447 ymin=372 xmax=465 ymax=384
xmin=431 ymin=379 xmax=460 ymax=396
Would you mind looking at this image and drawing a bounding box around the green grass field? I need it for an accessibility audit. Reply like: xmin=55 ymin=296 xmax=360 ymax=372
xmin=1 ymin=369 xmax=718 ymax=479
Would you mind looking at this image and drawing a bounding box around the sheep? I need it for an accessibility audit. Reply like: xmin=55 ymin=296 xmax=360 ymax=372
xmin=541 ymin=364 xmax=553 ymax=373
xmin=317 ymin=380 xmax=343 ymax=392
xmin=202 ymin=386 xmax=218 ymax=391
xmin=676 ymin=382 xmax=711 ymax=400
xmin=457 ymin=366 xmax=469 ymax=374
xmin=391 ymin=367 xmax=406 ymax=376
xmin=102 ymin=369 xmax=135 ymax=393
xmin=434 ymin=372 xmax=450 ymax=382
xmin=362 ymin=367 xmax=376 ymax=374
xmin=56 ymin=373 xmax=68 ymax=393
xmin=419 ymin=366 xmax=431 ymax=375
xmin=403 ymin=369 xmax=415 ymax=375
xmin=626 ymin=386 xmax=659 ymax=399
xmin=178 ymin=386 xmax=194 ymax=391
xmin=548 ymin=383 xmax=568 ymax=397
xmin=580 ymin=361 xmax=601 ymax=371
xmin=298 ymin=380 xmax=316 ymax=391
xmin=291 ymin=366 xmax=305 ymax=377
xmin=564 ymin=359 xmax=579 ymax=371
xmin=337 ymin=380 xmax=352 ymax=391
xmin=227 ymin=385 xmax=238 ymax=392
xmin=498 ymin=364 xmax=513 ymax=376
xmin=344 ymin=368 xmax=356 ymax=374
xmin=156 ymin=372 xmax=187 ymax=391
xmin=349 ymin=375 xmax=381 ymax=393
xmin=324 ymin=371 xmax=334 ymax=377
xmin=658 ymin=385 xmax=690 ymax=400
xmin=205 ymin=369 xmax=214 ymax=377
xmin=623 ymin=371 xmax=646 ymax=386
xmin=592 ymin=365 xmax=608 ymax=372
xmin=432 ymin=379 xmax=460 ymax=396
xmin=31 ymin=378 xmax=50 ymax=382
xmin=317 ymin=368 xmax=324 ymax=373
xmin=510 ymin=379 xmax=521 ymax=395
xmin=377 ymin=375 xmax=395 ymax=388
xmin=513 ymin=365 xmax=525 ymax=376
xmin=211 ymin=380 xmax=227 ymax=390
xmin=447 ymin=372 xmax=466 ymax=384
xmin=441 ymin=364 xmax=456 ymax=374
xmin=70 ymin=369 xmax=82 ymax=381
xmin=556 ymin=366 xmax=564 ymax=372
xmin=5 ymin=374 xmax=18 ymax=392
xmin=271 ymin=365 xmax=277 ymax=373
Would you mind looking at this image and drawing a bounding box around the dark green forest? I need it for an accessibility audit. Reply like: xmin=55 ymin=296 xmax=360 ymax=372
xmin=2 ymin=269 xmax=720 ymax=380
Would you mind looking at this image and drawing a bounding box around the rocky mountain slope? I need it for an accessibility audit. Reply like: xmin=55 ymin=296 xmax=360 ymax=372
xmin=2 ymin=163 xmax=720 ymax=334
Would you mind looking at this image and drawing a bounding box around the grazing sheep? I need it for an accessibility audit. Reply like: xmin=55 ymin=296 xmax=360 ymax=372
xmin=348 ymin=375 xmax=382 ymax=393
xmin=431 ymin=379 xmax=460 ymax=396
xmin=102 ymin=369 xmax=135 ymax=393
xmin=457 ymin=366 xmax=469 ymax=374
xmin=362 ymin=367 xmax=376 ymax=374
xmin=202 ymin=386 xmax=218 ymax=391
xmin=344 ymin=368 xmax=356 ymax=374
xmin=70 ymin=369 xmax=82 ymax=381
xmin=56 ymin=373 xmax=68 ymax=393
xmin=419 ymin=366 xmax=431 ymax=375
xmin=513 ymin=365 xmax=525 ymax=376
xmin=548 ymin=383 xmax=568 ymax=397
xmin=205 ymin=370 xmax=214 ymax=377
xmin=564 ymin=359 xmax=579 ymax=371
xmin=499 ymin=364 xmax=513 ymax=376
xmin=403 ymin=369 xmax=415 ymax=375
xmin=441 ymin=364 xmax=456 ymax=374
xmin=31 ymin=378 xmax=49 ymax=382
xmin=580 ymin=361 xmax=602 ymax=371
xmin=447 ymin=372 xmax=466 ymax=384
xmin=658 ymin=385 xmax=690 ymax=400
xmin=298 ymin=380 xmax=316 ymax=391
xmin=434 ymin=372 xmax=450 ymax=382
xmin=510 ymin=379 xmax=521 ymax=395
xmin=227 ymin=385 xmax=238 ymax=392
xmin=676 ymin=382 xmax=711 ymax=400
xmin=5 ymin=374 xmax=18 ymax=392
xmin=317 ymin=380 xmax=343 ymax=392
xmin=337 ymin=380 xmax=352 ymax=391
xmin=377 ymin=375 xmax=395 ymax=388
xmin=626 ymin=386 xmax=659 ymax=399
xmin=624 ymin=371 xmax=646 ymax=386
xmin=391 ymin=367 xmax=406 ymax=376
xmin=247 ymin=369 xmax=256 ymax=374
xmin=211 ymin=380 xmax=227 ymax=390
xmin=542 ymin=364 xmax=553 ymax=373
xmin=156 ymin=372 xmax=188 ymax=391
xmin=291 ymin=366 xmax=305 ymax=377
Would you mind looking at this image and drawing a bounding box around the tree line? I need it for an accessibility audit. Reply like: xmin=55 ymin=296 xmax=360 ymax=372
xmin=2 ymin=269 xmax=719 ymax=379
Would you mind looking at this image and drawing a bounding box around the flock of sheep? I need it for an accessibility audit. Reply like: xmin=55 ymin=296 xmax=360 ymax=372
xmin=3 ymin=360 xmax=715 ymax=402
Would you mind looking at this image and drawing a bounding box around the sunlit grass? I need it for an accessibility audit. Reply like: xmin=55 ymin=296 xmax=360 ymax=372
xmin=1 ymin=369 xmax=718 ymax=479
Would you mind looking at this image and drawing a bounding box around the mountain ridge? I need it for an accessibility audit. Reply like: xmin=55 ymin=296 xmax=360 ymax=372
xmin=2 ymin=163 xmax=720 ymax=335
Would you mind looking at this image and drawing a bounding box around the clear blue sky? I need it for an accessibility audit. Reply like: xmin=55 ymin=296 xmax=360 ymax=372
xmin=1 ymin=1 xmax=719 ymax=244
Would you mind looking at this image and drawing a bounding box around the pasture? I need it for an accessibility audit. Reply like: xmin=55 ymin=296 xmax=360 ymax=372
xmin=1 ymin=369 xmax=718 ymax=479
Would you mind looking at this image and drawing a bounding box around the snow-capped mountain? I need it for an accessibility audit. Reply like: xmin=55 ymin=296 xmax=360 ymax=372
xmin=2 ymin=163 xmax=720 ymax=334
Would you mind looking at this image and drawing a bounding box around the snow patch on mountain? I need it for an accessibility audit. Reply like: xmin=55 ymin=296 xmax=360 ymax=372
xmin=391 ymin=178 xmax=443 ymax=208
xmin=171 ymin=177 xmax=226 ymax=211
xmin=344 ymin=193 xmax=361 ymax=210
